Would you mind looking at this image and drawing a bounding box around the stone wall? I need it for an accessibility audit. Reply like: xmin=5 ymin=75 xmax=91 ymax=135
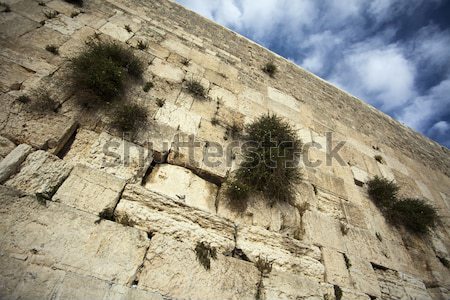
xmin=0 ymin=0 xmax=449 ymax=299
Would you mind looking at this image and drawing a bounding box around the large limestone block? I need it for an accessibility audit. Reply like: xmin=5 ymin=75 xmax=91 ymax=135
xmin=263 ymin=271 xmax=333 ymax=300
xmin=348 ymin=255 xmax=382 ymax=298
xmin=144 ymin=164 xmax=217 ymax=213
xmin=0 ymin=135 xmax=16 ymax=159
xmin=115 ymin=184 xmax=235 ymax=252
xmin=64 ymin=129 xmax=152 ymax=182
xmin=322 ymin=247 xmax=352 ymax=288
xmin=44 ymin=14 xmax=83 ymax=35
xmin=0 ymin=57 xmax=33 ymax=92
xmin=0 ymin=185 xmax=149 ymax=285
xmin=138 ymin=234 xmax=261 ymax=300
xmin=5 ymin=150 xmax=72 ymax=198
xmin=236 ymin=226 xmax=324 ymax=280
xmin=302 ymin=210 xmax=346 ymax=252
xmin=0 ymin=144 xmax=32 ymax=183
xmin=0 ymin=12 xmax=38 ymax=39
xmin=154 ymin=102 xmax=201 ymax=135
xmin=99 ymin=21 xmax=133 ymax=42
xmin=0 ymin=255 xmax=164 ymax=300
xmin=148 ymin=58 xmax=185 ymax=83
xmin=217 ymin=190 xmax=301 ymax=237
xmin=351 ymin=166 xmax=369 ymax=185
xmin=267 ymin=87 xmax=300 ymax=111
xmin=53 ymin=164 xmax=126 ymax=215
xmin=305 ymin=168 xmax=347 ymax=199
xmin=167 ymin=132 xmax=231 ymax=183
xmin=0 ymin=94 xmax=78 ymax=154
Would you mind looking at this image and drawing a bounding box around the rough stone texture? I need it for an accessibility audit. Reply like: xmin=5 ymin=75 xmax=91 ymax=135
xmin=53 ymin=164 xmax=126 ymax=215
xmin=144 ymin=163 xmax=218 ymax=213
xmin=0 ymin=185 xmax=150 ymax=286
xmin=0 ymin=144 xmax=32 ymax=183
xmin=64 ymin=129 xmax=152 ymax=182
xmin=5 ymin=150 xmax=72 ymax=198
xmin=115 ymin=184 xmax=235 ymax=252
xmin=0 ymin=0 xmax=449 ymax=298
xmin=263 ymin=271 xmax=333 ymax=300
xmin=138 ymin=234 xmax=260 ymax=300
xmin=0 ymin=93 xmax=78 ymax=155
xmin=0 ymin=135 xmax=16 ymax=160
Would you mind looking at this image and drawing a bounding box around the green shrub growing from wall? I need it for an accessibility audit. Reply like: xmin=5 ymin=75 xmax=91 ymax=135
xmin=367 ymin=176 xmax=399 ymax=209
xmin=70 ymin=41 xmax=143 ymax=103
xmin=234 ymin=114 xmax=302 ymax=204
xmin=367 ymin=176 xmax=438 ymax=234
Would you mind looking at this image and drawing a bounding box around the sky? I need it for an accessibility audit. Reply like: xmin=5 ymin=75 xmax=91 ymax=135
xmin=176 ymin=0 xmax=450 ymax=148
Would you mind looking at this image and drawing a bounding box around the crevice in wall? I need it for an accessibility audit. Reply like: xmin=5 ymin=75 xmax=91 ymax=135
xmin=95 ymin=183 xmax=127 ymax=225
xmin=127 ymin=241 xmax=151 ymax=289
xmin=140 ymin=160 xmax=158 ymax=186
xmin=56 ymin=124 xmax=79 ymax=159
xmin=333 ymin=285 xmax=343 ymax=300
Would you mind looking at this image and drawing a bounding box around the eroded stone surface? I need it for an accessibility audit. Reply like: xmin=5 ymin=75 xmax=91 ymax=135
xmin=0 ymin=185 xmax=150 ymax=285
xmin=5 ymin=150 xmax=72 ymax=197
xmin=115 ymin=184 xmax=235 ymax=252
xmin=53 ymin=164 xmax=126 ymax=215
xmin=64 ymin=129 xmax=152 ymax=182
xmin=144 ymin=164 xmax=218 ymax=213
xmin=0 ymin=144 xmax=32 ymax=183
xmin=138 ymin=234 xmax=260 ymax=300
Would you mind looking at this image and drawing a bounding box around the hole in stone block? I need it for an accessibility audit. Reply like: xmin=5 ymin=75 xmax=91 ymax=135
xmin=371 ymin=262 xmax=389 ymax=271
xmin=147 ymin=231 xmax=154 ymax=240
xmin=231 ymin=247 xmax=250 ymax=262
xmin=333 ymin=285 xmax=343 ymax=300
xmin=354 ymin=179 xmax=364 ymax=187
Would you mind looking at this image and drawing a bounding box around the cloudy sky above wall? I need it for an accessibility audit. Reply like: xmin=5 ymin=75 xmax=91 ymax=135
xmin=176 ymin=0 xmax=450 ymax=148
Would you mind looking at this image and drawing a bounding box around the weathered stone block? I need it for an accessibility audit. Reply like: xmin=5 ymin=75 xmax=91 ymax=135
xmin=64 ymin=129 xmax=152 ymax=182
xmin=53 ymin=164 xmax=126 ymax=215
xmin=45 ymin=14 xmax=83 ymax=35
xmin=263 ymin=271 xmax=332 ymax=300
xmin=236 ymin=225 xmax=324 ymax=280
xmin=5 ymin=150 xmax=72 ymax=197
xmin=148 ymin=57 xmax=185 ymax=83
xmin=0 ymin=144 xmax=32 ymax=183
xmin=322 ymin=247 xmax=352 ymax=288
xmin=154 ymin=102 xmax=201 ymax=135
xmin=0 ymin=185 xmax=150 ymax=285
xmin=138 ymin=234 xmax=260 ymax=300
xmin=144 ymin=164 xmax=218 ymax=213
xmin=99 ymin=21 xmax=133 ymax=42
xmin=115 ymin=184 xmax=235 ymax=252
xmin=0 ymin=136 xmax=16 ymax=160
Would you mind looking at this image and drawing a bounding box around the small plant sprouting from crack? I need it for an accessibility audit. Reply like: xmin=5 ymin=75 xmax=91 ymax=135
xmin=262 ymin=61 xmax=277 ymax=77
xmin=185 ymin=79 xmax=206 ymax=99
xmin=35 ymin=193 xmax=47 ymax=206
xmin=143 ymin=81 xmax=154 ymax=92
xmin=181 ymin=57 xmax=190 ymax=66
xmin=124 ymin=24 xmax=132 ymax=33
xmin=17 ymin=95 xmax=31 ymax=103
xmin=45 ymin=44 xmax=59 ymax=55
xmin=0 ymin=2 xmax=11 ymax=12
xmin=95 ymin=207 xmax=115 ymax=224
xmin=44 ymin=9 xmax=58 ymax=19
xmin=343 ymin=253 xmax=352 ymax=269
xmin=255 ymin=257 xmax=273 ymax=300
xmin=195 ymin=241 xmax=217 ymax=270
xmin=374 ymin=154 xmax=384 ymax=164
xmin=156 ymin=98 xmax=165 ymax=107
xmin=137 ymin=40 xmax=148 ymax=50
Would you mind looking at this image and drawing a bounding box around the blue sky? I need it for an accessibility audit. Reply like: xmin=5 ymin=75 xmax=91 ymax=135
xmin=176 ymin=0 xmax=450 ymax=148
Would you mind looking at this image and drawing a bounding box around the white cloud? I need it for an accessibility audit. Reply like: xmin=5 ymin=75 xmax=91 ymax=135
xmin=176 ymin=0 xmax=450 ymax=147
xmin=398 ymin=78 xmax=450 ymax=131
xmin=331 ymin=44 xmax=416 ymax=111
